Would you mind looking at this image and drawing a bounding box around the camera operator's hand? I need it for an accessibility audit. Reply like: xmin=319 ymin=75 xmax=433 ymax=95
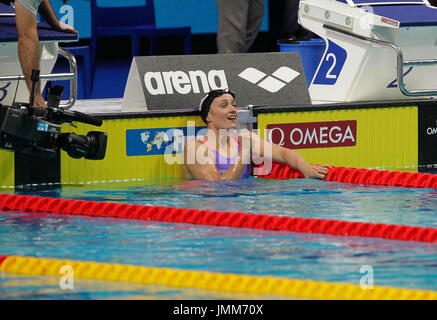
xmin=38 ymin=1 xmax=78 ymax=35
xmin=33 ymin=97 xmax=47 ymax=108
xmin=32 ymin=106 xmax=49 ymax=117
xmin=55 ymin=21 xmax=78 ymax=34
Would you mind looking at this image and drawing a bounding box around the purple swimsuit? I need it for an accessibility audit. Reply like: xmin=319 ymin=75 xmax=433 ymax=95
xmin=201 ymin=138 xmax=251 ymax=179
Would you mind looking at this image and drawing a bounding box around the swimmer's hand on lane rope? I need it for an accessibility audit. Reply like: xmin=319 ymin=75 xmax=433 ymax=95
xmin=299 ymin=162 xmax=331 ymax=180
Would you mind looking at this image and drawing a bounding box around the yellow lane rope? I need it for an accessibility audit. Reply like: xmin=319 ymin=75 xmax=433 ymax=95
xmin=1 ymin=255 xmax=436 ymax=300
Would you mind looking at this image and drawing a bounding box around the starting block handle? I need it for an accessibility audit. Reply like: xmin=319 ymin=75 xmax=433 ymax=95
xmin=57 ymin=47 xmax=77 ymax=109
xmin=323 ymin=24 xmax=437 ymax=97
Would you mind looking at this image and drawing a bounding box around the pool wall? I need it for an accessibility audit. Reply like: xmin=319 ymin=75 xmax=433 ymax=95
xmin=60 ymin=114 xmax=204 ymax=186
xmin=0 ymin=99 xmax=436 ymax=189
xmin=257 ymin=106 xmax=418 ymax=171
xmin=0 ymin=150 xmax=14 ymax=188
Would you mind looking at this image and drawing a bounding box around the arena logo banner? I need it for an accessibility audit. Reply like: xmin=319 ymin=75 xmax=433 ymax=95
xmin=126 ymin=126 xmax=206 ymax=156
xmin=122 ymin=53 xmax=310 ymax=111
xmin=266 ymin=121 xmax=357 ymax=149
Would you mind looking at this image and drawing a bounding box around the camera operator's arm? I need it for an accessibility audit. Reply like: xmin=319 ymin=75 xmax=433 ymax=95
xmin=37 ymin=0 xmax=77 ymax=34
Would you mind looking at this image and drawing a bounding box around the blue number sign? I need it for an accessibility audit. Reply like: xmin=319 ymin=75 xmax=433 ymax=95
xmin=313 ymin=40 xmax=347 ymax=85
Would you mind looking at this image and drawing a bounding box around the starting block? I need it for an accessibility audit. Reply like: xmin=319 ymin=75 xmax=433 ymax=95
xmin=0 ymin=3 xmax=78 ymax=108
xmin=298 ymin=0 xmax=437 ymax=103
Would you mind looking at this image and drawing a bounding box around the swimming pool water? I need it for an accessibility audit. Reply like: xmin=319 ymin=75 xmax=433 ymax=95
xmin=19 ymin=177 xmax=437 ymax=227
xmin=1 ymin=177 xmax=437 ymax=299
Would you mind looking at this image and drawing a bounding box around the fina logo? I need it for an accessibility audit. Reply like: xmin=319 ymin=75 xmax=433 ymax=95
xmin=143 ymin=70 xmax=228 ymax=95
xmin=238 ymin=67 xmax=300 ymax=93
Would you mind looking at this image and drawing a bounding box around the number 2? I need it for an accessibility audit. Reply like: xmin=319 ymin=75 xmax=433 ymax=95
xmin=325 ymin=53 xmax=337 ymax=79
xmin=387 ymin=66 xmax=413 ymax=88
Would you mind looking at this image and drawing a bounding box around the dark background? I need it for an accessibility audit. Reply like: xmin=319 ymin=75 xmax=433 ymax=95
xmin=71 ymin=0 xmax=293 ymax=59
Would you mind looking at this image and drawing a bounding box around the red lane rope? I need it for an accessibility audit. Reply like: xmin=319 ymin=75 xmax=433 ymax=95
xmin=1 ymin=194 xmax=436 ymax=243
xmin=0 ymin=256 xmax=7 ymax=266
xmin=255 ymin=162 xmax=437 ymax=188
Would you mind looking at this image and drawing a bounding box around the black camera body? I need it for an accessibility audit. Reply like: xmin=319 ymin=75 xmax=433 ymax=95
xmin=0 ymin=79 xmax=108 ymax=160
xmin=0 ymin=105 xmax=61 ymax=156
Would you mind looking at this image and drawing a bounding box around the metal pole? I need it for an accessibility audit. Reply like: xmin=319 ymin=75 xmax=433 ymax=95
xmin=58 ymin=47 xmax=77 ymax=109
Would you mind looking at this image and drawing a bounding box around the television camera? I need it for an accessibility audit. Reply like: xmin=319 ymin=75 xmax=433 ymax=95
xmin=0 ymin=70 xmax=107 ymax=160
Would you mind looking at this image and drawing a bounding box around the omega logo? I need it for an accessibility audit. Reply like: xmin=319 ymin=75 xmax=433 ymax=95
xmin=267 ymin=120 xmax=357 ymax=150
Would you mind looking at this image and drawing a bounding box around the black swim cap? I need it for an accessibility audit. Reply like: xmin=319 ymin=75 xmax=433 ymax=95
xmin=198 ymin=89 xmax=236 ymax=124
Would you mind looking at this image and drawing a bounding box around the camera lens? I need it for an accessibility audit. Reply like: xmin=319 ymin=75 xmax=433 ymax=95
xmin=58 ymin=131 xmax=108 ymax=160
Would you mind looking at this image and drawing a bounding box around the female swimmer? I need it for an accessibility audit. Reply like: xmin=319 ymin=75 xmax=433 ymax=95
xmin=182 ymin=89 xmax=330 ymax=181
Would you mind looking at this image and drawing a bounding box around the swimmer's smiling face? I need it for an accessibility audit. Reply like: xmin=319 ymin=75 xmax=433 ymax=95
xmin=206 ymin=94 xmax=238 ymax=130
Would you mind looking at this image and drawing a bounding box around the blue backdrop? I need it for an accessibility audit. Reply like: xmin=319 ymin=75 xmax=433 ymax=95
xmin=49 ymin=0 xmax=269 ymax=39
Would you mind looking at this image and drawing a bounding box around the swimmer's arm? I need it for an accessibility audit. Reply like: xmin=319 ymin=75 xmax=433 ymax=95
xmin=183 ymin=140 xmax=248 ymax=181
xmin=250 ymin=131 xmax=329 ymax=179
